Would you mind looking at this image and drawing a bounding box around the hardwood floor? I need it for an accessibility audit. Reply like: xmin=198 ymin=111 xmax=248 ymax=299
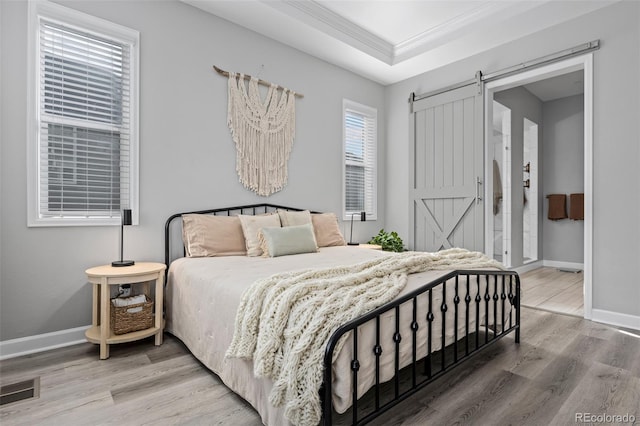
xmin=519 ymin=267 xmax=584 ymax=317
xmin=2 ymin=307 xmax=638 ymax=425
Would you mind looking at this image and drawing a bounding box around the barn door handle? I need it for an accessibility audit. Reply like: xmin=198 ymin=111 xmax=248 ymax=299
xmin=476 ymin=177 xmax=483 ymax=204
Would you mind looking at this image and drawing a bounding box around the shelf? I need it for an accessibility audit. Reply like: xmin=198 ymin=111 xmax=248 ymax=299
xmin=85 ymin=320 xmax=165 ymax=345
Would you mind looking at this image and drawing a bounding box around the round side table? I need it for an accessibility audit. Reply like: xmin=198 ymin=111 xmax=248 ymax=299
xmin=85 ymin=262 xmax=166 ymax=359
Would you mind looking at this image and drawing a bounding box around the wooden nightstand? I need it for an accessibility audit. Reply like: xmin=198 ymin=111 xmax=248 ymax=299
xmin=85 ymin=262 xmax=166 ymax=359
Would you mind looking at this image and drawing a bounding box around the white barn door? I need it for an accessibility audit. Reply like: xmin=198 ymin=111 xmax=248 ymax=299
xmin=409 ymin=82 xmax=484 ymax=252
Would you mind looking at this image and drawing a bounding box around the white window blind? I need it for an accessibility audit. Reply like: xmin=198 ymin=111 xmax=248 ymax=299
xmin=28 ymin=1 xmax=139 ymax=226
xmin=343 ymin=100 xmax=377 ymax=220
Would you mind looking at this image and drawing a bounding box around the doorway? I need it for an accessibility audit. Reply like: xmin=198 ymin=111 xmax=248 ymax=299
xmin=491 ymin=100 xmax=511 ymax=266
xmin=522 ymin=118 xmax=538 ymax=264
xmin=484 ymin=54 xmax=593 ymax=319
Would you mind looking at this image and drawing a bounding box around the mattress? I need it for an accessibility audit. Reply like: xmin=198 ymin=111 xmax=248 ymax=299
xmin=165 ymin=246 xmax=498 ymax=425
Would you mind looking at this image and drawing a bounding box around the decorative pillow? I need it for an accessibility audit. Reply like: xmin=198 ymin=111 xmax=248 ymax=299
xmin=277 ymin=209 xmax=312 ymax=227
xmin=259 ymin=224 xmax=318 ymax=257
xmin=311 ymin=213 xmax=346 ymax=247
xmin=238 ymin=213 xmax=282 ymax=256
xmin=182 ymin=214 xmax=246 ymax=257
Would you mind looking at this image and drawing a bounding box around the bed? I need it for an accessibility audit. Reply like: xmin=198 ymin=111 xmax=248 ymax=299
xmin=164 ymin=203 xmax=521 ymax=426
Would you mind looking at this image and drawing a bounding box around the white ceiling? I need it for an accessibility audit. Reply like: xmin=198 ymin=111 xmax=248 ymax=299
xmin=523 ymin=69 xmax=584 ymax=102
xmin=183 ymin=0 xmax=617 ymax=85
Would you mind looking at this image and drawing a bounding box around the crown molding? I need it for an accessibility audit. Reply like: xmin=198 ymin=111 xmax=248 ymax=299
xmin=264 ymin=0 xmax=394 ymax=64
xmin=392 ymin=1 xmax=546 ymax=64
xmin=264 ymin=0 xmax=552 ymax=66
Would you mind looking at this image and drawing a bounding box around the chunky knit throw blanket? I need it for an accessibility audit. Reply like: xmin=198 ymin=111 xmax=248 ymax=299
xmin=226 ymin=248 xmax=503 ymax=426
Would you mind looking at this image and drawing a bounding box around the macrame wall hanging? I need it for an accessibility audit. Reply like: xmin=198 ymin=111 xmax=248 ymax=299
xmin=215 ymin=66 xmax=303 ymax=197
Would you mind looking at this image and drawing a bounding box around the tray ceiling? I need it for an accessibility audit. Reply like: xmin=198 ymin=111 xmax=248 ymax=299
xmin=183 ymin=0 xmax=617 ymax=85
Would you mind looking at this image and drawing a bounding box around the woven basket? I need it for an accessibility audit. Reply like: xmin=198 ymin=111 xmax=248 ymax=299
xmin=110 ymin=296 xmax=154 ymax=335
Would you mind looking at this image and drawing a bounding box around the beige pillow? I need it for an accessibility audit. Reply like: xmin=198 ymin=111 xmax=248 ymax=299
xmin=182 ymin=214 xmax=246 ymax=257
xmin=311 ymin=213 xmax=346 ymax=247
xmin=238 ymin=213 xmax=282 ymax=256
xmin=277 ymin=209 xmax=312 ymax=227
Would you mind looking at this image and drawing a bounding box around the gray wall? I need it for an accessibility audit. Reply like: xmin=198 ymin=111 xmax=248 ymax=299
xmin=0 ymin=1 xmax=386 ymax=341
xmin=542 ymin=95 xmax=585 ymax=264
xmin=385 ymin=1 xmax=640 ymax=318
xmin=494 ymin=87 xmax=543 ymax=268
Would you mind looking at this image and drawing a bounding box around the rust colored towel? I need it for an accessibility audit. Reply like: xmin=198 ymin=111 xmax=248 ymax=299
xmin=547 ymin=194 xmax=567 ymax=220
xmin=569 ymin=193 xmax=584 ymax=220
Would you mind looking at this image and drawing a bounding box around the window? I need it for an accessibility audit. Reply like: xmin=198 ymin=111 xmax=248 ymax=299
xmin=28 ymin=1 xmax=139 ymax=226
xmin=343 ymin=99 xmax=377 ymax=220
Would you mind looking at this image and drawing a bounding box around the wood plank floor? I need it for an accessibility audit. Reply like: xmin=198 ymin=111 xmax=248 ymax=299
xmin=519 ymin=267 xmax=584 ymax=317
xmin=2 ymin=307 xmax=638 ymax=425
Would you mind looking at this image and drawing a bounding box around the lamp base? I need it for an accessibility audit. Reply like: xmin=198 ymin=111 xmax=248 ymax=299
xmin=347 ymin=242 xmax=360 ymax=246
xmin=112 ymin=260 xmax=135 ymax=267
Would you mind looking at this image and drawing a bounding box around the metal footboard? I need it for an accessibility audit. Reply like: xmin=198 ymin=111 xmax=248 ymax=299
xmin=321 ymin=270 xmax=521 ymax=425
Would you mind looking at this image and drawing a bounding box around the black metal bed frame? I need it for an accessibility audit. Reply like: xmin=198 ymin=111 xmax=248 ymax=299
xmin=164 ymin=203 xmax=315 ymax=269
xmin=164 ymin=203 xmax=521 ymax=426
xmin=322 ymin=269 xmax=520 ymax=425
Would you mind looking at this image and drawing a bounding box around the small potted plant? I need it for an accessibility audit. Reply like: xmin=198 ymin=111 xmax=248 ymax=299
xmin=368 ymin=229 xmax=405 ymax=252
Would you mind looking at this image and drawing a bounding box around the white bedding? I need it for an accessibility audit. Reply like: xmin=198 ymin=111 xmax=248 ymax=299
xmin=166 ymin=246 xmax=502 ymax=425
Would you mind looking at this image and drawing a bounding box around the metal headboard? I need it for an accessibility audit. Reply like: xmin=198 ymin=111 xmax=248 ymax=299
xmin=164 ymin=203 xmax=318 ymax=270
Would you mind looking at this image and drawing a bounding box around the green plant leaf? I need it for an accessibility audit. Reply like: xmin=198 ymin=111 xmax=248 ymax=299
xmin=367 ymin=229 xmax=405 ymax=252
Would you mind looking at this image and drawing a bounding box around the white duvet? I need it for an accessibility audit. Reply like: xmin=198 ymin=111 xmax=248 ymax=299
xmin=166 ymin=246 xmax=502 ymax=425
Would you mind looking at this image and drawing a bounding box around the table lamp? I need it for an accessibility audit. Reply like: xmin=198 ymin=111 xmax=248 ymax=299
xmin=347 ymin=211 xmax=366 ymax=246
xmin=112 ymin=209 xmax=135 ymax=267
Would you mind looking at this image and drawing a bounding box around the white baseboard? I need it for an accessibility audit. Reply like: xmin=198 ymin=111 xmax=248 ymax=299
xmin=0 ymin=325 xmax=90 ymax=360
xmin=591 ymin=309 xmax=640 ymax=331
xmin=1 ymin=309 xmax=637 ymax=361
xmin=542 ymin=260 xmax=584 ymax=270
xmin=511 ymin=260 xmax=584 ymax=274
xmin=513 ymin=260 xmax=543 ymax=274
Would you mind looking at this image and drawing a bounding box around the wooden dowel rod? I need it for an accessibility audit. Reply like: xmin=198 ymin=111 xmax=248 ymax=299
xmin=213 ymin=65 xmax=303 ymax=98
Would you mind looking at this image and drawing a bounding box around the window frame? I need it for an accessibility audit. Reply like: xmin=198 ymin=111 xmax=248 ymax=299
xmin=27 ymin=0 xmax=139 ymax=227
xmin=342 ymin=99 xmax=377 ymax=221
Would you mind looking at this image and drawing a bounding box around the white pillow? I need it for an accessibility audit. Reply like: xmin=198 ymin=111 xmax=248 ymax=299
xmin=238 ymin=214 xmax=282 ymax=256
xmin=277 ymin=209 xmax=312 ymax=227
